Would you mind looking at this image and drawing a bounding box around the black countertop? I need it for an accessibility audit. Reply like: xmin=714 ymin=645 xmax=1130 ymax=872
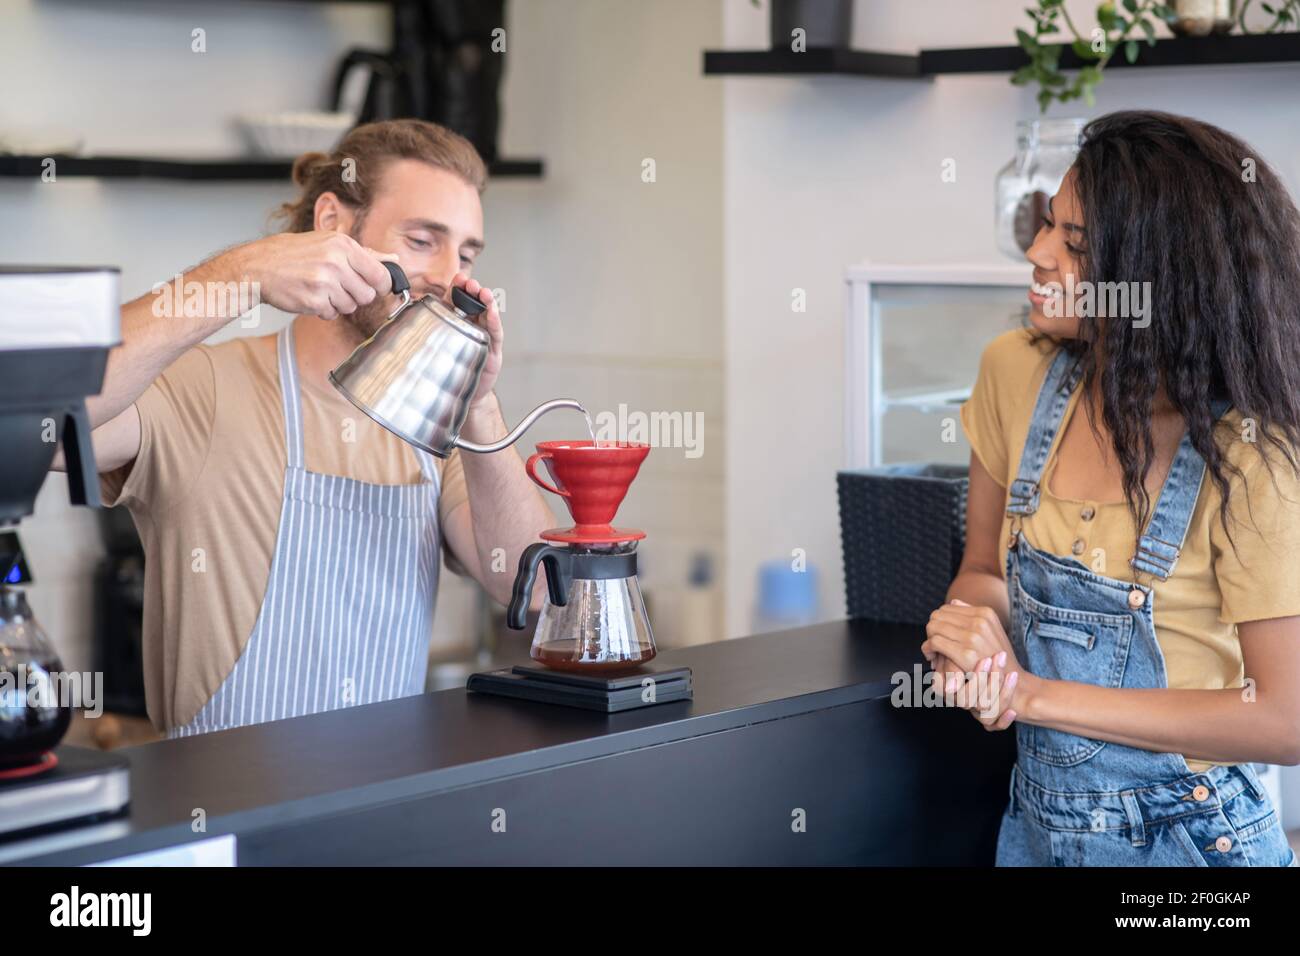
xmin=3 ymin=619 xmax=963 ymax=865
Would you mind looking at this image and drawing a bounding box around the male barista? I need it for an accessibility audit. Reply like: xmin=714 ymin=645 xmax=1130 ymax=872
xmin=55 ymin=120 xmax=555 ymax=737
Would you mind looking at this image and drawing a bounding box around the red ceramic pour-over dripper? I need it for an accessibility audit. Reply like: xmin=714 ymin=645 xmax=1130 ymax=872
xmin=525 ymin=441 xmax=650 ymax=544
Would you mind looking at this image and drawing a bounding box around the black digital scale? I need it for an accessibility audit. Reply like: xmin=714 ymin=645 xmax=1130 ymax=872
xmin=468 ymin=664 xmax=693 ymax=712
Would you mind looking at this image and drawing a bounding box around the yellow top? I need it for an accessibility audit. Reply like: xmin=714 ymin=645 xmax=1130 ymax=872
xmin=960 ymin=329 xmax=1300 ymax=772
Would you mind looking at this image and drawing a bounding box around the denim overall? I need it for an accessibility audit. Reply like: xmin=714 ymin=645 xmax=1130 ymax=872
xmin=995 ymin=348 xmax=1297 ymax=867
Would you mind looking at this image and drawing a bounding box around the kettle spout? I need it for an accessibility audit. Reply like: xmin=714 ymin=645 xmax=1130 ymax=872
xmin=454 ymin=398 xmax=588 ymax=454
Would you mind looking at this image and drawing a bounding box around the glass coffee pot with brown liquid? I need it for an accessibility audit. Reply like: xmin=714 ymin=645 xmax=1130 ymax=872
xmin=0 ymin=585 xmax=72 ymax=772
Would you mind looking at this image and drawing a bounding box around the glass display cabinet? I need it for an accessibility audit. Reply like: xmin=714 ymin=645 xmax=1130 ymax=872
xmin=843 ymin=263 xmax=1033 ymax=469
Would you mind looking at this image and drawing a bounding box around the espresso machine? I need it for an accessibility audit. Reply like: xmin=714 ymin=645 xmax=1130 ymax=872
xmin=468 ymin=440 xmax=693 ymax=711
xmin=0 ymin=265 xmax=130 ymax=839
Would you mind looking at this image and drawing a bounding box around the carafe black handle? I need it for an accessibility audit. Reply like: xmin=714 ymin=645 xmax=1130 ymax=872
xmin=507 ymin=544 xmax=572 ymax=630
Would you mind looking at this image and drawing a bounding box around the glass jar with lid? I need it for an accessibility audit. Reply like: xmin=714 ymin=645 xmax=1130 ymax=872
xmin=994 ymin=118 xmax=1085 ymax=261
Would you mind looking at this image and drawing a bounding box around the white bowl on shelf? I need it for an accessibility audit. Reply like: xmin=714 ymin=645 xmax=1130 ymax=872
xmin=235 ymin=112 xmax=355 ymax=158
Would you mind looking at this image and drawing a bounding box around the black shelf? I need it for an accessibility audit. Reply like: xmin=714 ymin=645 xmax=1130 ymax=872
xmin=704 ymin=32 xmax=1300 ymax=78
xmin=0 ymin=154 xmax=544 ymax=182
xmin=703 ymin=47 xmax=922 ymax=78
xmin=921 ymin=30 xmax=1300 ymax=74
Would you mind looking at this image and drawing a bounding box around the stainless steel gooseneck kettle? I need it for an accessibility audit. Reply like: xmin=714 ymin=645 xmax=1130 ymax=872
xmin=330 ymin=262 xmax=584 ymax=457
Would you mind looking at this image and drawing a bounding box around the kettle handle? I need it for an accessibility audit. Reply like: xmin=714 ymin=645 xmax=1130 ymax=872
xmin=507 ymin=543 xmax=571 ymax=630
xmin=381 ymin=261 xmax=412 ymax=319
xmin=381 ymin=260 xmax=410 ymax=296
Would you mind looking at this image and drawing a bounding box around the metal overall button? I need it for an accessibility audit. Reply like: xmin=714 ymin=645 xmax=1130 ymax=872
xmin=1128 ymin=589 xmax=1146 ymax=609
xmin=1191 ymin=785 xmax=1210 ymax=802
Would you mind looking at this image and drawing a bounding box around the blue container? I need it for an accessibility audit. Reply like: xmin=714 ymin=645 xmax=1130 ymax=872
xmin=755 ymin=559 xmax=819 ymax=630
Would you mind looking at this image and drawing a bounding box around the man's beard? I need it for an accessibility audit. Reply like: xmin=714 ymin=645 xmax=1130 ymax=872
xmin=338 ymin=220 xmax=392 ymax=342
xmin=339 ymin=295 xmax=391 ymax=343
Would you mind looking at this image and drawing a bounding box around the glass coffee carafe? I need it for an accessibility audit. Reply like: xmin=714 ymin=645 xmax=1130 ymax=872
xmin=528 ymin=541 xmax=655 ymax=672
xmin=0 ymin=587 xmax=72 ymax=770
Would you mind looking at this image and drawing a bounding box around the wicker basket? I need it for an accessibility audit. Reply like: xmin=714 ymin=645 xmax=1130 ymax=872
xmin=837 ymin=463 xmax=969 ymax=626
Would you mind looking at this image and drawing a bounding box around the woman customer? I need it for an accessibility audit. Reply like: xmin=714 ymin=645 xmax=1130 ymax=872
xmin=926 ymin=110 xmax=1300 ymax=866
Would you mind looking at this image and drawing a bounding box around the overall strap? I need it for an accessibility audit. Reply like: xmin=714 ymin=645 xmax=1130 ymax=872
xmin=1006 ymin=348 xmax=1084 ymax=519
xmin=1130 ymin=399 xmax=1231 ymax=581
xmin=276 ymin=324 xmax=306 ymax=469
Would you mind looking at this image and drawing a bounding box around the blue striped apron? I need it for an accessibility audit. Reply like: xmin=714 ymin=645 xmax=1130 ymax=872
xmin=168 ymin=323 xmax=441 ymax=737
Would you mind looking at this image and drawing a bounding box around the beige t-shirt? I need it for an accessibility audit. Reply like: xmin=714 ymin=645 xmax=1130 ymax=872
xmin=961 ymin=329 xmax=1300 ymax=773
xmin=101 ymin=329 xmax=469 ymax=733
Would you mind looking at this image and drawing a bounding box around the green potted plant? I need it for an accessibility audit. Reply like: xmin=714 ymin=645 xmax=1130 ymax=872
xmin=1016 ymin=1 xmax=1300 ymax=111
xmin=1014 ymin=1 xmax=1177 ymax=112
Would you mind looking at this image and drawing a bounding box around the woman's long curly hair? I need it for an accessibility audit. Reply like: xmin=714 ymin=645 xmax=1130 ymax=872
xmin=1045 ymin=110 xmax=1300 ymax=551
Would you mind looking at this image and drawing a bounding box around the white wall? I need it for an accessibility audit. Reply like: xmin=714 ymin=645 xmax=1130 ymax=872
xmin=720 ymin=0 xmax=1300 ymax=820
xmin=1 ymin=0 xmax=724 ymax=673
